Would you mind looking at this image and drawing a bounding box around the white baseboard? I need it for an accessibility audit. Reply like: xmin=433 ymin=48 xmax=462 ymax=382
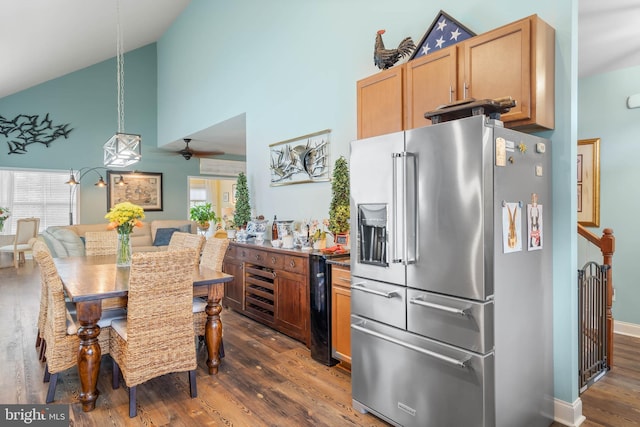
xmin=614 ymin=320 xmax=640 ymax=338
xmin=554 ymin=398 xmax=586 ymax=427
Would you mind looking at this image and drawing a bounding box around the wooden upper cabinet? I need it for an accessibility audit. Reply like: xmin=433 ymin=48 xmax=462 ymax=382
xmin=357 ymin=65 xmax=404 ymax=139
xmin=463 ymin=15 xmax=555 ymax=131
xmin=405 ymin=45 xmax=459 ymax=130
xmin=356 ymin=15 xmax=555 ymax=137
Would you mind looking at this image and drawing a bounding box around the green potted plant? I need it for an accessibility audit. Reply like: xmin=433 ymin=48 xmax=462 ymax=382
xmin=189 ymin=202 xmax=218 ymax=233
xmin=328 ymin=156 xmax=350 ymax=244
xmin=233 ymin=172 xmax=251 ymax=229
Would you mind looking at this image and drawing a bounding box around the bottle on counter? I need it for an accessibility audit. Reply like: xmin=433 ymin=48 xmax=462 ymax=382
xmin=272 ymin=215 xmax=278 ymax=241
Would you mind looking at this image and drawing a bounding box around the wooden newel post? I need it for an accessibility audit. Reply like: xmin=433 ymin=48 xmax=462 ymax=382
xmin=600 ymin=228 xmax=615 ymax=369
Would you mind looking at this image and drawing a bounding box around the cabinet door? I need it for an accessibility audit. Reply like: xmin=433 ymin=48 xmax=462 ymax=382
xmin=464 ymin=18 xmax=532 ymax=123
xmin=331 ymin=265 xmax=352 ymax=364
xmin=275 ymin=270 xmax=310 ymax=345
xmin=222 ymin=260 xmax=243 ymax=311
xmin=405 ymin=45 xmax=458 ymax=130
xmin=357 ymin=65 xmax=404 ymax=139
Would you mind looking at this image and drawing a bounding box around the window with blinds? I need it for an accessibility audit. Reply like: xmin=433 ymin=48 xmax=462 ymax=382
xmin=1 ymin=169 xmax=70 ymax=234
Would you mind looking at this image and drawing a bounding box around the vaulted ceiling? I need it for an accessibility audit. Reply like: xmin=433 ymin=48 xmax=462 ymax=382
xmin=1 ymin=1 xmax=637 ymax=153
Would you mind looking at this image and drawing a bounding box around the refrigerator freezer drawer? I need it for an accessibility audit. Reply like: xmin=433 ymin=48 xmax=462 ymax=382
xmin=351 ymin=315 xmax=495 ymax=427
xmin=351 ymin=277 xmax=406 ymax=329
xmin=407 ymin=289 xmax=494 ymax=353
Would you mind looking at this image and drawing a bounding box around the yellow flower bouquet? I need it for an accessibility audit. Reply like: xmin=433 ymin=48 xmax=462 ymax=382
xmin=105 ymin=202 xmax=145 ymax=266
xmin=105 ymin=202 xmax=145 ymax=234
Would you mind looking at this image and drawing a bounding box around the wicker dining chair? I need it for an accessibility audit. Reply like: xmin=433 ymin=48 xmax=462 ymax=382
xmin=193 ymin=236 xmax=230 ymax=358
xmin=84 ymin=231 xmax=118 ymax=256
xmin=109 ymin=249 xmax=198 ymax=418
xmin=32 ymin=242 xmax=125 ymax=403
xmin=168 ymin=232 xmax=205 ymax=265
xmin=85 ymin=230 xmax=128 ymax=311
xmin=33 ymin=240 xmax=51 ymax=359
xmin=0 ymin=217 xmax=39 ymax=268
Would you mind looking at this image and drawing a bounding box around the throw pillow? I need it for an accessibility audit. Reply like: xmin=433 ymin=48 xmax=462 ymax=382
xmin=179 ymin=224 xmax=192 ymax=233
xmin=153 ymin=227 xmax=179 ymax=246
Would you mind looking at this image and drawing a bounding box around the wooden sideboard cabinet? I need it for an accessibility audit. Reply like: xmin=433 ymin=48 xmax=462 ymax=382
xmin=331 ymin=263 xmax=351 ymax=365
xmin=357 ymin=14 xmax=555 ymax=138
xmin=222 ymin=242 xmax=310 ymax=347
xmin=222 ymin=244 xmax=244 ymax=312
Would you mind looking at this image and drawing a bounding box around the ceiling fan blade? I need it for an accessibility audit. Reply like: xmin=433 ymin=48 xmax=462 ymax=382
xmin=191 ymin=150 xmax=225 ymax=157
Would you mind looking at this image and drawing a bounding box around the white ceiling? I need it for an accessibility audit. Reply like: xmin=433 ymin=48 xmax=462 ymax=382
xmin=1 ymin=0 xmax=638 ymax=155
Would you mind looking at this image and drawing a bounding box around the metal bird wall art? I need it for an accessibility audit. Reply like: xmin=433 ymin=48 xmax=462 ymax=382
xmin=374 ymin=29 xmax=416 ymax=70
xmin=270 ymin=138 xmax=328 ymax=183
xmin=0 ymin=113 xmax=73 ymax=155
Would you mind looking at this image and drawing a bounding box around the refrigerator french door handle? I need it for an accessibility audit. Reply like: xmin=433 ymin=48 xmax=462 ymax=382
xmin=391 ymin=152 xmax=417 ymax=265
xmin=409 ymin=297 xmax=470 ymax=317
xmin=351 ymin=322 xmax=470 ymax=368
xmin=391 ymin=153 xmax=402 ymax=264
xmin=352 ymin=283 xmax=398 ymax=298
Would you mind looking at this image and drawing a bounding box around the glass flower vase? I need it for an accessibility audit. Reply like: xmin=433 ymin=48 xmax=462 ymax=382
xmin=116 ymin=232 xmax=133 ymax=267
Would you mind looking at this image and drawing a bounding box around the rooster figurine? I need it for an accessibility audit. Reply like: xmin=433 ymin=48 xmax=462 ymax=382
xmin=374 ymin=29 xmax=415 ymax=70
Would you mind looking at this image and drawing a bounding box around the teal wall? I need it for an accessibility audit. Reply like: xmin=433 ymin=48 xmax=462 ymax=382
xmin=0 ymin=0 xmax=581 ymax=407
xmin=0 ymin=44 xmax=200 ymax=223
xmin=579 ymin=64 xmax=640 ymax=326
xmin=158 ymin=0 xmax=579 ymax=404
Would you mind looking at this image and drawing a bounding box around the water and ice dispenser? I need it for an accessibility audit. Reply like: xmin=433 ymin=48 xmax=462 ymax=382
xmin=357 ymin=204 xmax=387 ymax=267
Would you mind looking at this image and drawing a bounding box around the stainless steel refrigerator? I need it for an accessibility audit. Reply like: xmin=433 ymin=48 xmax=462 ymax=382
xmin=349 ymin=115 xmax=553 ymax=427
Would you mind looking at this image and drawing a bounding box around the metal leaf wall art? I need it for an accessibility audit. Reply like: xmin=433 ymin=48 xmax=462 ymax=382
xmin=269 ymin=129 xmax=330 ymax=186
xmin=1 ymin=113 xmax=74 ymax=154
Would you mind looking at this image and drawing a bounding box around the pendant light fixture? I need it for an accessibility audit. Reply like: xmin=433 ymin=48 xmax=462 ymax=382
xmin=103 ymin=0 xmax=141 ymax=168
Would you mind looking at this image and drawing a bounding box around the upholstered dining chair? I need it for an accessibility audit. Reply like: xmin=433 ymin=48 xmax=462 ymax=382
xmin=84 ymin=231 xmax=118 ymax=256
xmin=109 ymin=249 xmax=198 ymax=418
xmin=0 ymin=217 xmax=39 ymax=268
xmin=193 ymin=236 xmax=230 ymax=357
xmin=32 ymin=241 xmax=125 ymax=403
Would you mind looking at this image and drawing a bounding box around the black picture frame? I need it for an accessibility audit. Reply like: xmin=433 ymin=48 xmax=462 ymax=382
xmin=409 ymin=10 xmax=476 ymax=60
xmin=106 ymin=171 xmax=163 ymax=211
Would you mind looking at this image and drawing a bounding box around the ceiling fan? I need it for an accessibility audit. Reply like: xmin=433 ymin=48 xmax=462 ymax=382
xmin=175 ymin=138 xmax=224 ymax=160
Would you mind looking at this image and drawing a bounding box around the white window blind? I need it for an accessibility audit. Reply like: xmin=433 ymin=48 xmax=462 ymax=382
xmin=1 ymin=169 xmax=70 ymax=234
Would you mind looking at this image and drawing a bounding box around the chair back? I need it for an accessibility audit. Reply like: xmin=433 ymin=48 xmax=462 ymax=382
xmin=33 ymin=240 xmax=51 ymax=340
xmin=15 ymin=217 xmax=39 ymax=244
xmin=200 ymin=237 xmax=229 ymax=272
xmin=168 ymin=232 xmax=205 ymax=264
xmin=119 ymin=249 xmax=197 ymax=381
xmin=85 ymin=231 xmax=118 ymax=256
xmin=32 ymin=241 xmax=76 ymax=373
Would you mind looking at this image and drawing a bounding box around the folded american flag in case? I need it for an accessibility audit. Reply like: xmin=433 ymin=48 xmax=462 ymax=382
xmin=410 ymin=10 xmax=475 ymax=60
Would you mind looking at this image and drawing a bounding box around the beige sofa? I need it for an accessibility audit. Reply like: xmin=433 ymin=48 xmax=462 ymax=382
xmin=41 ymin=220 xmax=198 ymax=257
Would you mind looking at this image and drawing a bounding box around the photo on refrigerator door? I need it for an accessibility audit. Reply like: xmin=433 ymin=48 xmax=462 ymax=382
xmin=527 ymin=202 xmax=543 ymax=251
xmin=502 ymin=202 xmax=522 ymax=253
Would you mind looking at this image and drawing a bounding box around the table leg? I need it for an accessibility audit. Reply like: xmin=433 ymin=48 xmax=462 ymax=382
xmin=204 ymin=297 xmax=222 ymax=375
xmin=75 ymin=301 xmax=102 ymax=412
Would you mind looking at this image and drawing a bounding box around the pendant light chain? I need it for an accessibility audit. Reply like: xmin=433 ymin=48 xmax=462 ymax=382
xmin=116 ymin=0 xmax=125 ymax=134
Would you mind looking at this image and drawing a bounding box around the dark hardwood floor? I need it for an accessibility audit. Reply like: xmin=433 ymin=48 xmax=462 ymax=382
xmin=0 ymin=259 xmax=388 ymax=426
xmin=573 ymin=333 xmax=640 ymax=427
xmin=1 ymin=257 xmax=639 ymax=426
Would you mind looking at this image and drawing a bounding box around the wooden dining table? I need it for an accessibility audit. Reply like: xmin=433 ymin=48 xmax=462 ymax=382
xmin=53 ymin=255 xmax=233 ymax=412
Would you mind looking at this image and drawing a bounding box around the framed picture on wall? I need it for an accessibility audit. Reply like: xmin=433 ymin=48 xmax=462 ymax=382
xmin=107 ymin=171 xmax=163 ymax=211
xmin=577 ymin=138 xmax=600 ymax=227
